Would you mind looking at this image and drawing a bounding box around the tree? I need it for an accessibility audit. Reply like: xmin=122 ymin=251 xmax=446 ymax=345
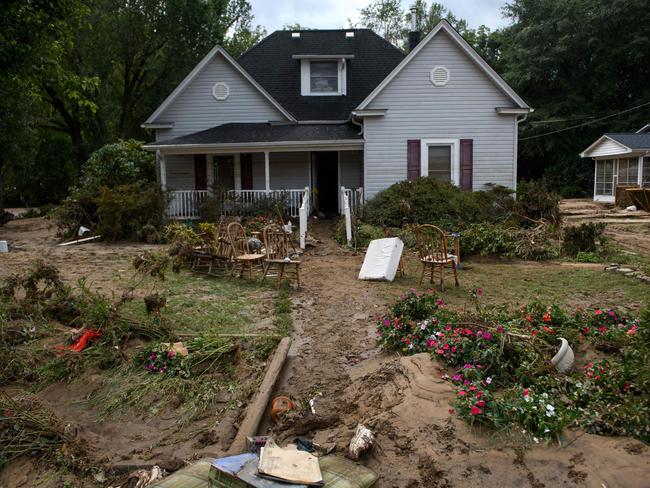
xmin=353 ymin=0 xmax=405 ymax=47
xmin=498 ymin=0 xmax=650 ymax=194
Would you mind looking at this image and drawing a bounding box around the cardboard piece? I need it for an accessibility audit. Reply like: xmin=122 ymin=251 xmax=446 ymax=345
xmin=258 ymin=446 xmax=323 ymax=486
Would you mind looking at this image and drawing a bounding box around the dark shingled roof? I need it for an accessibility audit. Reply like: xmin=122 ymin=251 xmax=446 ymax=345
xmin=606 ymin=133 xmax=650 ymax=149
xmin=153 ymin=123 xmax=362 ymax=146
xmin=238 ymin=29 xmax=405 ymax=121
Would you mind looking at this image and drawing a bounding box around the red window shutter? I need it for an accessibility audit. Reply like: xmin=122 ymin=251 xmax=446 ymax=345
xmin=459 ymin=139 xmax=473 ymax=191
xmin=194 ymin=154 xmax=207 ymax=190
xmin=240 ymin=153 xmax=253 ymax=190
xmin=407 ymin=139 xmax=420 ymax=181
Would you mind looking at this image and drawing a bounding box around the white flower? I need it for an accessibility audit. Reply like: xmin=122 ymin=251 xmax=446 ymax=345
xmin=524 ymin=396 xmax=531 ymax=403
xmin=542 ymin=392 xmax=549 ymax=399
xmin=533 ymin=437 xmax=539 ymax=444
xmin=546 ymin=404 xmax=555 ymax=413
xmin=486 ymin=377 xmax=492 ymax=385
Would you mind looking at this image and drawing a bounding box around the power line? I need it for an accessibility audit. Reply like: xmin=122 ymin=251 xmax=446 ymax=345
xmin=520 ymin=100 xmax=650 ymax=141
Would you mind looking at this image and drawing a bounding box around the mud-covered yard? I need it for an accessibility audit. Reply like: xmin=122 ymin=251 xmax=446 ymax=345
xmin=1 ymin=211 xmax=649 ymax=487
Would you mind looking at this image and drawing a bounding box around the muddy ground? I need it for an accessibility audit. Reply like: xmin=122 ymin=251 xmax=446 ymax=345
xmin=1 ymin=208 xmax=649 ymax=486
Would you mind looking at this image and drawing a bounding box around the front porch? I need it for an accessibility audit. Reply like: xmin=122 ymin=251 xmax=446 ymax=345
xmin=159 ymin=149 xmax=364 ymax=219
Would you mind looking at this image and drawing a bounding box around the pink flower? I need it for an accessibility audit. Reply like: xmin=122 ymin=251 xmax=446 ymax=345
xmin=149 ymin=353 xmax=157 ymax=360
xmin=458 ymin=390 xmax=467 ymax=396
xmin=594 ymin=309 xmax=603 ymax=315
xmin=523 ymin=388 xmax=529 ymax=397
xmin=476 ymin=400 xmax=486 ymax=407
xmin=167 ymin=350 xmax=177 ymax=358
xmin=471 ymin=405 xmax=482 ymax=415
xmin=627 ymin=325 xmax=638 ymax=335
xmin=436 ymin=349 xmax=444 ymax=355
xmin=496 ymin=325 xmax=504 ymax=333
xmin=452 ymin=374 xmax=462 ymax=382
xmin=485 ymin=377 xmax=492 ymax=385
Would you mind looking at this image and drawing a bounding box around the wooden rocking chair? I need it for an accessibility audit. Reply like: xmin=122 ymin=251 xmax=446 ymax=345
xmin=262 ymin=224 xmax=301 ymax=288
xmin=192 ymin=228 xmax=218 ymax=274
xmin=414 ymin=224 xmax=459 ymax=289
xmin=227 ymin=221 xmax=265 ymax=279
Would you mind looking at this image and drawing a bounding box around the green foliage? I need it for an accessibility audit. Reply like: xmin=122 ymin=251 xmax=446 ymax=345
xmin=93 ymin=183 xmax=167 ymax=240
xmin=78 ymin=140 xmax=155 ymax=190
xmin=515 ymin=180 xmax=562 ymax=225
xmin=54 ymin=141 xmax=166 ymax=240
xmin=363 ymin=178 xmax=492 ymax=228
xmin=575 ymin=251 xmax=601 ymax=263
xmin=563 ymin=222 xmax=607 ymax=257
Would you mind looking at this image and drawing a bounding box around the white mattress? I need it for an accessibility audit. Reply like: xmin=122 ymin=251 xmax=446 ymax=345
xmin=358 ymin=237 xmax=404 ymax=282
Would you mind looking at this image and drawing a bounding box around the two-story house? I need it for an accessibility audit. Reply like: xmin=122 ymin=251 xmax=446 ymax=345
xmin=143 ymin=20 xmax=531 ymax=218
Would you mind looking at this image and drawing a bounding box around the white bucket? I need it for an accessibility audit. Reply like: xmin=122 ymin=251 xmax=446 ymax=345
xmin=0 ymin=241 xmax=8 ymax=253
xmin=551 ymin=337 xmax=574 ymax=374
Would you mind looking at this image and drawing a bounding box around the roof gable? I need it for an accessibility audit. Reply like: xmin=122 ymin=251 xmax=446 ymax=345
xmin=580 ymin=135 xmax=633 ymax=157
xmin=238 ymin=29 xmax=405 ymax=121
xmin=144 ymin=46 xmax=295 ymax=125
xmin=356 ymin=20 xmax=529 ymax=111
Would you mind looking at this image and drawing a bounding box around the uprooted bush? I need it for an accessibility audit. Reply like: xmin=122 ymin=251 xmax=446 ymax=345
xmin=562 ymin=222 xmax=607 ymax=257
xmin=362 ymin=177 xmax=561 ymax=229
xmin=54 ymin=140 xmax=167 ymax=241
xmin=376 ymin=289 xmax=649 ymax=442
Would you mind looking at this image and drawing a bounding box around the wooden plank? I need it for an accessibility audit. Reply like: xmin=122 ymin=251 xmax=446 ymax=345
xmin=228 ymin=337 xmax=291 ymax=455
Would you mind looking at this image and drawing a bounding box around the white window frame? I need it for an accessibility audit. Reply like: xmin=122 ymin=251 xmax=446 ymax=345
xmin=420 ymin=139 xmax=460 ymax=185
xmin=300 ymin=59 xmax=347 ymax=96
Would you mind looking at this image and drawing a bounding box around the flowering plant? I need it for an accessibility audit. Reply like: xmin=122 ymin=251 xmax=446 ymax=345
xmin=579 ymin=308 xmax=638 ymax=348
xmin=134 ymin=344 xmax=188 ymax=377
xmin=501 ymin=387 xmax=567 ymax=440
xmin=452 ymin=380 xmax=494 ymax=425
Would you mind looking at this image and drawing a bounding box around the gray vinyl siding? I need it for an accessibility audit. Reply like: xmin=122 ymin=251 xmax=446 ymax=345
xmin=270 ymin=152 xmax=310 ymax=189
xmin=153 ymin=52 xmax=286 ymax=141
xmin=339 ymin=150 xmax=363 ymax=188
xmin=364 ymin=30 xmax=517 ymax=199
xmin=166 ymin=154 xmax=194 ymax=190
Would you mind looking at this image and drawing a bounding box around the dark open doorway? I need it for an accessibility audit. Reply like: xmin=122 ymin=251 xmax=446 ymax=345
xmin=313 ymin=151 xmax=338 ymax=215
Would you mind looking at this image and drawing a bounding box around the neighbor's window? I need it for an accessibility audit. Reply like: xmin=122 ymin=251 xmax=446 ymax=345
xmin=617 ymin=157 xmax=638 ymax=186
xmin=595 ymin=159 xmax=614 ymax=195
xmin=310 ymin=62 xmax=338 ymax=93
xmin=427 ymin=145 xmax=452 ymax=181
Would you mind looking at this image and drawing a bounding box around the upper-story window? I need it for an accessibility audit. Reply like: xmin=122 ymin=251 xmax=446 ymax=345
xmin=300 ymin=59 xmax=347 ymax=96
xmin=310 ymin=62 xmax=338 ymax=93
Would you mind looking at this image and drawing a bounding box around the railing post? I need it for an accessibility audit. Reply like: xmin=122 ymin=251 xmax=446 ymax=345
xmin=264 ymin=151 xmax=270 ymax=195
xmin=344 ymin=193 xmax=352 ymax=245
xmin=340 ymin=186 xmax=346 ymax=215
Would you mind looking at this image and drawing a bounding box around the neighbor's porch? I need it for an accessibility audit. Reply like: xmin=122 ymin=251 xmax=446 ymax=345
xmin=593 ymin=155 xmax=650 ymax=203
xmin=158 ymin=149 xmax=364 ymax=219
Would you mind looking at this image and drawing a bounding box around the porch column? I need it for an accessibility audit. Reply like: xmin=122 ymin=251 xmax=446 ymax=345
xmin=234 ymin=153 xmax=242 ymax=190
xmin=157 ymin=150 xmax=167 ymax=191
xmin=206 ymin=154 xmax=215 ymax=195
xmin=264 ymin=151 xmax=270 ymax=193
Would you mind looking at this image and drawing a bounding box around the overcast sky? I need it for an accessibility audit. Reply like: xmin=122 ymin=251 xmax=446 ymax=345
xmin=248 ymin=0 xmax=510 ymax=33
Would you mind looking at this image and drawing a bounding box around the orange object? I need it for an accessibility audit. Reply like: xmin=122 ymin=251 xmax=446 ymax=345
xmin=270 ymin=396 xmax=295 ymax=423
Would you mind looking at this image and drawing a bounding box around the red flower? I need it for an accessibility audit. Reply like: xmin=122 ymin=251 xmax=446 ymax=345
xmin=448 ymin=408 xmax=455 ymax=414
xmin=476 ymin=391 xmax=482 ymax=398
xmin=471 ymin=405 xmax=482 ymax=415
xmin=496 ymin=325 xmax=504 ymax=333
xmin=523 ymin=388 xmax=529 ymax=397
xmin=469 ymin=385 xmax=476 ymax=391
xmin=458 ymin=390 xmax=467 ymax=396
xmin=595 ymin=309 xmax=603 ymax=315
xmin=476 ymin=400 xmax=486 ymax=407
xmin=599 ymin=326 xmax=607 ymax=333
xmin=542 ymin=312 xmax=551 ymax=322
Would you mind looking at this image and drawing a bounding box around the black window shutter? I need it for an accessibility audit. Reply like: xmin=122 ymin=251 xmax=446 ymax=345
xmin=407 ymin=139 xmax=420 ymax=181
xmin=459 ymin=139 xmax=473 ymax=191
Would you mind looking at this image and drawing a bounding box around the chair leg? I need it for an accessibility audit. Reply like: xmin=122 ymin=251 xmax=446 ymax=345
xmin=278 ymin=263 xmax=285 ymax=288
xmin=419 ymin=264 xmax=425 ymax=287
xmin=262 ymin=262 xmax=270 ymax=282
xmin=295 ymin=264 xmax=300 ymax=289
xmin=439 ymin=264 xmax=444 ymax=291
xmin=451 ymin=261 xmax=459 ymax=287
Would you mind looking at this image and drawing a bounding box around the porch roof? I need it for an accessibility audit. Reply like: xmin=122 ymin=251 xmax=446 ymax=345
xmin=606 ymin=133 xmax=650 ymax=150
xmin=144 ymin=122 xmax=363 ymax=151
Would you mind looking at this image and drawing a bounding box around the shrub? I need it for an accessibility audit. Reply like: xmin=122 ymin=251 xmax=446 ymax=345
xmin=363 ymin=178 xmax=489 ymax=228
xmin=562 ymin=222 xmax=606 ymax=257
xmin=93 ymin=183 xmax=167 ymax=240
xmin=460 ymin=222 xmax=560 ymax=260
xmin=515 ymin=180 xmax=562 ymax=226
xmin=54 ymin=140 xmax=165 ymax=240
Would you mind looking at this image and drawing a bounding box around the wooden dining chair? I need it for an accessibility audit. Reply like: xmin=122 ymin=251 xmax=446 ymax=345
xmin=414 ymin=224 xmax=459 ymax=289
xmin=262 ymin=224 xmax=301 ymax=288
xmin=192 ymin=228 xmax=217 ymax=274
xmin=227 ymin=221 xmax=265 ymax=279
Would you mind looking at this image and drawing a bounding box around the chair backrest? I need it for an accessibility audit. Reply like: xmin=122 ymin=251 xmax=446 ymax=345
xmin=263 ymin=224 xmax=291 ymax=261
xmin=227 ymin=221 xmax=250 ymax=257
xmin=414 ymin=224 xmax=448 ymax=262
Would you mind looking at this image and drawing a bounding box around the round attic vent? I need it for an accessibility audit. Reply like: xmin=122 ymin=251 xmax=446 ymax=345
xmin=212 ymin=82 xmax=230 ymax=100
xmin=430 ymin=66 xmax=450 ymax=86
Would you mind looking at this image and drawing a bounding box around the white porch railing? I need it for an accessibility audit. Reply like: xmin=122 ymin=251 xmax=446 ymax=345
xmin=340 ymin=186 xmax=364 ymax=214
xmin=221 ymin=189 xmax=306 ymax=218
xmin=168 ymin=190 xmax=209 ymax=219
xmin=299 ymin=186 xmax=310 ymax=249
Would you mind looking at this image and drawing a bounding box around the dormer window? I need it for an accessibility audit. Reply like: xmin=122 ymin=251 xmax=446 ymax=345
xmin=310 ymin=62 xmax=338 ymax=93
xmin=297 ymin=57 xmax=348 ymax=96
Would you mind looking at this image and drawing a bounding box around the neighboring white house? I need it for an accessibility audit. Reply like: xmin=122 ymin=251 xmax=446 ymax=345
xmin=580 ymin=125 xmax=650 ymax=202
xmin=142 ymin=20 xmax=531 ymax=218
